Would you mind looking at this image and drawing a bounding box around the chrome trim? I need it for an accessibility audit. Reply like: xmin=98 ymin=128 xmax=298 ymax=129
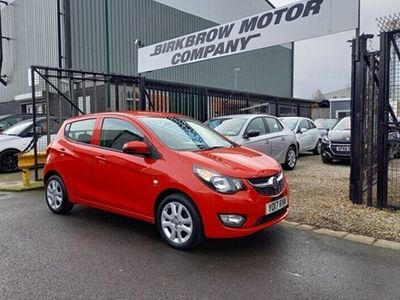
xmin=248 ymin=172 xmax=283 ymax=188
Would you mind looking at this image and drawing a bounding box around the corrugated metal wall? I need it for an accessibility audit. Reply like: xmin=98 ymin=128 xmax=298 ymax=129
xmin=0 ymin=0 xmax=58 ymax=107
xmin=68 ymin=0 xmax=293 ymax=97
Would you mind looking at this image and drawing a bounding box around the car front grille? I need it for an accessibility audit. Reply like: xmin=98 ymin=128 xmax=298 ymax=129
xmin=254 ymin=207 xmax=288 ymax=226
xmin=331 ymin=143 xmax=351 ymax=156
xmin=248 ymin=173 xmax=285 ymax=196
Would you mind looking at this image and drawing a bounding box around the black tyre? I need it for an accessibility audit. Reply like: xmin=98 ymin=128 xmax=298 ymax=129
xmin=45 ymin=175 xmax=74 ymax=214
xmin=313 ymin=139 xmax=322 ymax=155
xmin=0 ymin=149 xmax=20 ymax=173
xmin=156 ymin=193 xmax=204 ymax=250
xmin=283 ymin=146 xmax=297 ymax=170
xmin=322 ymin=155 xmax=332 ymax=164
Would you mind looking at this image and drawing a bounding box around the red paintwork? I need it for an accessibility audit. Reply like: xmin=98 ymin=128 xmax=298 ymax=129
xmin=44 ymin=111 xmax=289 ymax=238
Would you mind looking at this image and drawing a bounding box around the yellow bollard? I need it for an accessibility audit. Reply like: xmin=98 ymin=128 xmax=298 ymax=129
xmin=18 ymin=152 xmax=47 ymax=187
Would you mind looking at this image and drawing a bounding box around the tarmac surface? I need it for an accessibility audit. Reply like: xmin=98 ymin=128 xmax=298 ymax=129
xmin=1 ymin=190 xmax=400 ymax=299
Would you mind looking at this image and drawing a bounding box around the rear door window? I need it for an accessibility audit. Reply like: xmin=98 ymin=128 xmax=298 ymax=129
xmin=65 ymin=119 xmax=96 ymax=144
xmin=100 ymin=118 xmax=144 ymax=151
xmin=245 ymin=118 xmax=266 ymax=136
xmin=264 ymin=117 xmax=283 ymax=134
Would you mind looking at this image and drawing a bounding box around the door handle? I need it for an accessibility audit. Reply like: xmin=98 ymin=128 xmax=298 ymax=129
xmin=95 ymin=155 xmax=107 ymax=162
xmin=265 ymin=139 xmax=270 ymax=144
xmin=281 ymin=137 xmax=286 ymax=141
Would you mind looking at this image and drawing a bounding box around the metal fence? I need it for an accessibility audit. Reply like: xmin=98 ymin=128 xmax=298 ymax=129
xmin=350 ymin=27 xmax=400 ymax=209
xmin=30 ymin=65 xmax=316 ymax=180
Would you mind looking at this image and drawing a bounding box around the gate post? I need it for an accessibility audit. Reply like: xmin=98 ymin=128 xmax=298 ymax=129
xmin=139 ymin=76 xmax=146 ymax=111
xmin=350 ymin=34 xmax=374 ymax=204
xmin=377 ymin=32 xmax=390 ymax=209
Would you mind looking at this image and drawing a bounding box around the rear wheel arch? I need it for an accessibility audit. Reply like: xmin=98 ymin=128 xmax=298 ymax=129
xmin=44 ymin=170 xmax=61 ymax=184
xmin=0 ymin=148 xmax=21 ymax=155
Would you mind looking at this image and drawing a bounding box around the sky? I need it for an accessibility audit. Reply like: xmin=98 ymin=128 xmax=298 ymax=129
xmin=271 ymin=0 xmax=400 ymax=98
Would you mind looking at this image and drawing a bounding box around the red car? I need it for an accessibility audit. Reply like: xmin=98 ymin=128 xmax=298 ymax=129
xmin=44 ymin=112 xmax=289 ymax=250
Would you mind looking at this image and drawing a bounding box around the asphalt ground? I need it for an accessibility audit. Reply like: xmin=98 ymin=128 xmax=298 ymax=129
xmin=1 ymin=190 xmax=400 ymax=299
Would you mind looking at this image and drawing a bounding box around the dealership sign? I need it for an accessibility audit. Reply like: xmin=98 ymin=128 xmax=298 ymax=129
xmin=138 ymin=0 xmax=359 ymax=73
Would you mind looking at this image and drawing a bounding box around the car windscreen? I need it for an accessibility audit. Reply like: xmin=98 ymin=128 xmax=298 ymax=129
xmin=315 ymin=119 xmax=338 ymax=129
xmin=209 ymin=118 xmax=247 ymax=137
xmin=1 ymin=119 xmax=33 ymax=136
xmin=280 ymin=119 xmax=298 ymax=131
xmin=140 ymin=117 xmax=233 ymax=151
xmin=333 ymin=117 xmax=351 ymax=131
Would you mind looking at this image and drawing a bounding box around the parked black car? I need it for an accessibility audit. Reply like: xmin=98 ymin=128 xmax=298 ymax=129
xmin=321 ymin=117 xmax=351 ymax=163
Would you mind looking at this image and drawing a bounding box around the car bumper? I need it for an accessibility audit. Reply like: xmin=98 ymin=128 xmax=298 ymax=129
xmin=321 ymin=142 xmax=351 ymax=161
xmin=195 ymin=179 xmax=290 ymax=239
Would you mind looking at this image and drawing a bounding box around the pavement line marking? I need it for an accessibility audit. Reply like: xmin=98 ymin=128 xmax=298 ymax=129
xmin=282 ymin=271 xmax=303 ymax=278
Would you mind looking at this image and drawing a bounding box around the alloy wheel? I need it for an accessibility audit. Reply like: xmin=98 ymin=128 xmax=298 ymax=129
xmin=287 ymin=149 xmax=297 ymax=168
xmin=161 ymin=201 xmax=193 ymax=245
xmin=46 ymin=179 xmax=64 ymax=210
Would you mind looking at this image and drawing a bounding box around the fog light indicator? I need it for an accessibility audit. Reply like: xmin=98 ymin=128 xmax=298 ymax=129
xmin=219 ymin=214 xmax=245 ymax=227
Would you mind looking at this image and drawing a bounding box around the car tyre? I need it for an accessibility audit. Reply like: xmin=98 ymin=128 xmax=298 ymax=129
xmin=45 ymin=175 xmax=74 ymax=214
xmin=313 ymin=139 xmax=322 ymax=155
xmin=322 ymin=155 xmax=332 ymax=164
xmin=283 ymin=146 xmax=297 ymax=170
xmin=156 ymin=193 xmax=204 ymax=250
xmin=0 ymin=149 xmax=20 ymax=173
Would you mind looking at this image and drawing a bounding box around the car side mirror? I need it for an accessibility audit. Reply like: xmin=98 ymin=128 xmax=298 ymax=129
xmin=299 ymin=128 xmax=308 ymax=134
xmin=244 ymin=129 xmax=261 ymax=139
xmin=123 ymin=141 xmax=150 ymax=156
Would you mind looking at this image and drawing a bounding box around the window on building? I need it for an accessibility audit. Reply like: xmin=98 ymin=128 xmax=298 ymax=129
xmin=279 ymin=105 xmax=297 ymax=117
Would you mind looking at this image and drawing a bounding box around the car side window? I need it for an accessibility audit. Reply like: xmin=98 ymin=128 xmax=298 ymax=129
xmin=299 ymin=120 xmax=310 ymax=132
xmin=65 ymin=119 xmax=96 ymax=144
xmin=264 ymin=117 xmax=283 ymax=134
xmin=245 ymin=118 xmax=266 ymax=136
xmin=100 ymin=118 xmax=144 ymax=151
xmin=308 ymin=120 xmax=316 ymax=129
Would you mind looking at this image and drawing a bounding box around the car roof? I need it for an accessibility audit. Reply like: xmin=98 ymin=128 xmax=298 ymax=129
xmin=279 ymin=116 xmax=307 ymax=120
xmin=209 ymin=114 xmax=277 ymax=120
xmin=65 ymin=111 xmax=193 ymax=122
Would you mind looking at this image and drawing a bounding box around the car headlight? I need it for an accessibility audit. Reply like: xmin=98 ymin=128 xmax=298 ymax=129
xmin=322 ymin=135 xmax=331 ymax=144
xmin=193 ymin=166 xmax=245 ymax=194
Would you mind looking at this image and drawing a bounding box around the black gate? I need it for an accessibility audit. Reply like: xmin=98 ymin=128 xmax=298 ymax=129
xmin=350 ymin=18 xmax=400 ymax=209
xmin=30 ymin=66 xmax=316 ymax=181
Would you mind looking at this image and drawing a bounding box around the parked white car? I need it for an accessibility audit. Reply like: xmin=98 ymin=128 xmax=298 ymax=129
xmin=0 ymin=118 xmax=60 ymax=173
xmin=280 ymin=117 xmax=322 ymax=155
xmin=206 ymin=114 xmax=299 ymax=170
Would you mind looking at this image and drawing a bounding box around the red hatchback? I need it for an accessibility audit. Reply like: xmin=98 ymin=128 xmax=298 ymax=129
xmin=44 ymin=112 xmax=289 ymax=250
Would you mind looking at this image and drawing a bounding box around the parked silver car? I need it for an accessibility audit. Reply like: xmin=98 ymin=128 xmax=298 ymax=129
xmin=280 ymin=117 xmax=322 ymax=155
xmin=206 ymin=114 xmax=298 ymax=170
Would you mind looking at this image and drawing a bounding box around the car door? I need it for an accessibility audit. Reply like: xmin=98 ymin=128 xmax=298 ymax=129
xmin=92 ymin=117 xmax=155 ymax=214
xmin=296 ymin=119 xmax=311 ymax=151
xmin=241 ymin=117 xmax=271 ymax=155
xmin=57 ymin=118 xmax=97 ymax=201
xmin=263 ymin=117 xmax=289 ymax=163
xmin=307 ymin=120 xmax=321 ymax=148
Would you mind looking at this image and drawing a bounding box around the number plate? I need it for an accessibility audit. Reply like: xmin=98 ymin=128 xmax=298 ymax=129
xmin=337 ymin=146 xmax=350 ymax=152
xmin=266 ymin=196 xmax=288 ymax=215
